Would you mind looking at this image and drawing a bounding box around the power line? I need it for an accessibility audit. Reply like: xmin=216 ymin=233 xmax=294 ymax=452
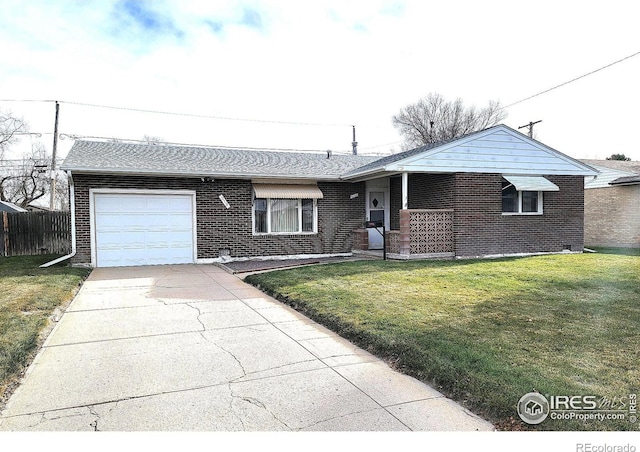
xmin=363 ymin=50 xmax=640 ymax=152
xmin=59 ymin=101 xmax=351 ymax=128
xmin=359 ymin=140 xmax=402 ymax=151
xmin=57 ymin=133 xmax=354 ymax=154
xmin=7 ymin=49 xmax=639 ymax=153
xmin=503 ymin=49 xmax=640 ymax=109
xmin=0 ymin=99 xmax=57 ymax=103
xmin=1 ymin=98 xmax=352 ymax=128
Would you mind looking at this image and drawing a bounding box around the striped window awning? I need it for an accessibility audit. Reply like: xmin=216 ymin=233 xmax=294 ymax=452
xmin=502 ymin=175 xmax=559 ymax=192
xmin=252 ymin=184 xmax=324 ymax=199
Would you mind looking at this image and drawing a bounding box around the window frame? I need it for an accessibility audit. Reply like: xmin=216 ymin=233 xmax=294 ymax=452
xmin=501 ymin=181 xmax=544 ymax=216
xmin=252 ymin=197 xmax=318 ymax=235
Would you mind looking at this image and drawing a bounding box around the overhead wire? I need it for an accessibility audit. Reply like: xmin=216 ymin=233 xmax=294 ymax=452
xmin=1 ymin=98 xmax=352 ymax=127
xmin=57 ymin=133 xmax=354 ymax=154
xmin=59 ymin=101 xmax=352 ymax=127
xmin=502 ymin=49 xmax=640 ymax=109
xmin=3 ymin=49 xmax=639 ymax=152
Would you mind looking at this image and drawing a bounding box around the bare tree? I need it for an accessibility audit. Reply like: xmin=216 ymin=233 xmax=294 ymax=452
xmin=0 ymin=111 xmax=68 ymax=209
xmin=392 ymin=93 xmax=507 ymax=149
xmin=0 ymin=143 xmax=52 ymax=208
xmin=0 ymin=110 xmax=27 ymax=159
xmin=54 ymin=172 xmax=69 ymax=211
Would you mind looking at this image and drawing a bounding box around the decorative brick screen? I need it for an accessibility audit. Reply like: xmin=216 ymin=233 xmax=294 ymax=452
xmin=408 ymin=209 xmax=454 ymax=254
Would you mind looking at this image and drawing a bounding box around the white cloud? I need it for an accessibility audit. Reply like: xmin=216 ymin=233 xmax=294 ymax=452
xmin=0 ymin=0 xmax=639 ymax=161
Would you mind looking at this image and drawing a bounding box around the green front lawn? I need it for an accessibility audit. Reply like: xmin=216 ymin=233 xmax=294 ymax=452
xmin=245 ymin=252 xmax=640 ymax=431
xmin=0 ymin=256 xmax=90 ymax=404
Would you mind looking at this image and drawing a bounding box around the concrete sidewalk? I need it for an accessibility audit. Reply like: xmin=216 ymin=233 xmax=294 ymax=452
xmin=0 ymin=265 xmax=493 ymax=431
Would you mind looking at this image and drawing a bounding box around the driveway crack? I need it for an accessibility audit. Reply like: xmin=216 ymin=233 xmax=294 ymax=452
xmin=227 ymin=384 xmax=291 ymax=430
xmin=215 ymin=342 xmax=247 ymax=377
xmin=186 ymin=303 xmax=207 ymax=338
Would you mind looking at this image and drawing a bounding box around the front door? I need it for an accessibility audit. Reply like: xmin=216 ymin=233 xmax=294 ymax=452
xmin=367 ymin=190 xmax=386 ymax=250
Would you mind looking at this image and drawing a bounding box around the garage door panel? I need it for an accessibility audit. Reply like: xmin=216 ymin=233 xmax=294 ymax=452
xmin=144 ymin=213 xmax=184 ymax=229
xmin=95 ymin=213 xmax=129 ymax=229
xmin=94 ymin=192 xmax=195 ymax=267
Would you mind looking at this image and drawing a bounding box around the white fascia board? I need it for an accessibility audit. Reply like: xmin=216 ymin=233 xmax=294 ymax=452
xmin=392 ymin=163 xmax=598 ymax=176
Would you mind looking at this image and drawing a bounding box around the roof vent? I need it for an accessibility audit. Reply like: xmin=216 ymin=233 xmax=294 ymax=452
xmin=326 ymin=150 xmax=332 ymax=159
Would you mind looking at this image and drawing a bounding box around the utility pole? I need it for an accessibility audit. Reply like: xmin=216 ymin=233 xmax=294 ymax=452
xmin=49 ymin=101 xmax=59 ymax=210
xmin=518 ymin=120 xmax=542 ymax=138
xmin=351 ymin=125 xmax=358 ymax=155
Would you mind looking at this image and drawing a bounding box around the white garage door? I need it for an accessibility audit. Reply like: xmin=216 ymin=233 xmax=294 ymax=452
xmin=94 ymin=192 xmax=195 ymax=267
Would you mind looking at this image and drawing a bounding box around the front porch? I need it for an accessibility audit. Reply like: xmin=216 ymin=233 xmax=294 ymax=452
xmin=353 ymin=172 xmax=457 ymax=259
xmin=353 ymin=208 xmax=455 ymax=260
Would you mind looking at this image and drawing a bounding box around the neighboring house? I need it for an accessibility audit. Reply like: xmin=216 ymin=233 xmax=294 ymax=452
xmin=581 ymin=159 xmax=640 ymax=248
xmin=0 ymin=200 xmax=27 ymax=213
xmin=59 ymin=124 xmax=597 ymax=267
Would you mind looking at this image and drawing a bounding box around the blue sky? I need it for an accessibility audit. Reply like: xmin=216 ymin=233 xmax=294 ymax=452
xmin=0 ymin=0 xmax=639 ymax=161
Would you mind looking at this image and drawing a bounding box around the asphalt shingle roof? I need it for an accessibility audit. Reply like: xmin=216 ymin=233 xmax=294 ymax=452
xmin=610 ymin=174 xmax=640 ymax=185
xmin=580 ymin=159 xmax=640 ymax=175
xmin=62 ymin=141 xmax=380 ymax=180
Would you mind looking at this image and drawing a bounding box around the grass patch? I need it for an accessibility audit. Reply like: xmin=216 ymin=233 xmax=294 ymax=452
xmin=245 ymin=254 xmax=640 ymax=431
xmin=0 ymin=255 xmax=90 ymax=404
xmin=588 ymin=246 xmax=640 ymax=256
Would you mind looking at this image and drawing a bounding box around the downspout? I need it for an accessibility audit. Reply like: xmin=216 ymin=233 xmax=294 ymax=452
xmin=40 ymin=171 xmax=76 ymax=268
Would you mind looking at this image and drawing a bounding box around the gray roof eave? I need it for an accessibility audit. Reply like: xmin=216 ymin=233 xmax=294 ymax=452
xmin=340 ymin=167 xmax=390 ymax=181
xmin=62 ymin=166 xmax=344 ymax=181
xmin=609 ymin=175 xmax=640 ymax=186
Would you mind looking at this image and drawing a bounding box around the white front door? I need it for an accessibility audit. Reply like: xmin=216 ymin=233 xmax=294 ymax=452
xmin=368 ymin=191 xmax=385 ymax=249
xmin=365 ymin=178 xmax=390 ymax=250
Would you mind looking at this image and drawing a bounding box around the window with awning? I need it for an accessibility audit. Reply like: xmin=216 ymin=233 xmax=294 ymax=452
xmin=252 ymin=184 xmax=322 ymax=234
xmin=501 ymin=176 xmax=556 ymax=215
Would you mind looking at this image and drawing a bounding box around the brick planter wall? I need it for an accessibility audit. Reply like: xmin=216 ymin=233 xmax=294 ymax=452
xmin=352 ymin=228 xmax=369 ymax=250
xmin=71 ymin=174 xmax=366 ymax=264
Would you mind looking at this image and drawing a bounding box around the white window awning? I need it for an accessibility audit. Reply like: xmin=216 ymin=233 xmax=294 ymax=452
xmin=502 ymin=175 xmax=559 ymax=192
xmin=253 ymin=184 xmax=324 ymax=199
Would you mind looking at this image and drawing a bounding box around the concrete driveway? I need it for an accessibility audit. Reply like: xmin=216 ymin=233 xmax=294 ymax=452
xmin=0 ymin=264 xmax=493 ymax=431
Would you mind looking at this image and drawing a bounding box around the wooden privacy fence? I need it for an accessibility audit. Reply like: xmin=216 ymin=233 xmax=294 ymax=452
xmin=1 ymin=211 xmax=71 ymax=257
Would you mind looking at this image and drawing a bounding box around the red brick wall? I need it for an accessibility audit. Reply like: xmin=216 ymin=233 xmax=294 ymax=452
xmin=584 ymin=185 xmax=640 ymax=247
xmin=390 ymin=176 xmax=401 ymax=230
xmin=453 ymin=173 xmax=585 ymax=256
xmin=408 ymin=173 xmax=455 ymax=209
xmin=71 ymin=174 xmax=366 ymax=264
xmin=390 ymin=174 xmax=455 ymax=229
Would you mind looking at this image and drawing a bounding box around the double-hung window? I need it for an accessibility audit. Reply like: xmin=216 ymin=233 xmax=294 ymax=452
xmin=501 ymin=176 xmax=558 ymax=215
xmin=252 ymin=184 xmax=322 ymax=234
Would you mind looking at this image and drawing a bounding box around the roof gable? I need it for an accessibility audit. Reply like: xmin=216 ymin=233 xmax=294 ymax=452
xmin=344 ymin=125 xmax=598 ymax=178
